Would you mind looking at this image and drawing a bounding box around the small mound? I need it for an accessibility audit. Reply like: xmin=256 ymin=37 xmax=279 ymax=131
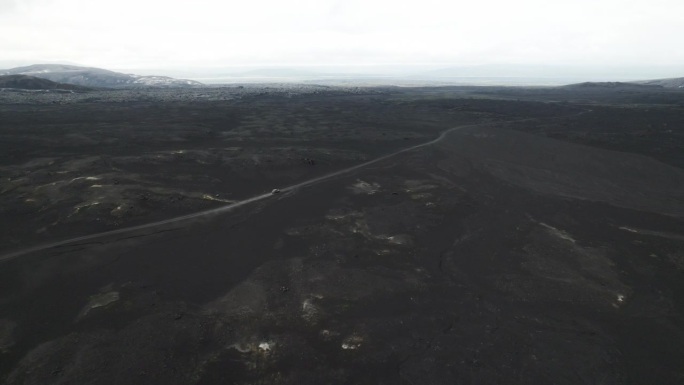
xmin=561 ymin=81 xmax=662 ymax=89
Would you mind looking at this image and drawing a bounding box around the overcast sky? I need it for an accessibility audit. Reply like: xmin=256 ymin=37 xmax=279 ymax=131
xmin=1 ymin=0 xmax=683 ymax=75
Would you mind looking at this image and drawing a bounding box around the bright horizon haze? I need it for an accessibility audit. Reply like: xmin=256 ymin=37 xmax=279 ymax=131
xmin=1 ymin=0 xmax=683 ymax=79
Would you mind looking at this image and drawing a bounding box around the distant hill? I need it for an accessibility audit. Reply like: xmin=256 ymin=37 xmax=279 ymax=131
xmin=0 ymin=74 xmax=91 ymax=91
xmin=636 ymin=77 xmax=684 ymax=88
xmin=0 ymin=64 xmax=203 ymax=89
xmin=561 ymin=81 xmax=663 ymax=90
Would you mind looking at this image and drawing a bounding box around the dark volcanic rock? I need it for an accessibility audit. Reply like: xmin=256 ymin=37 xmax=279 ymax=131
xmin=0 ymin=86 xmax=683 ymax=384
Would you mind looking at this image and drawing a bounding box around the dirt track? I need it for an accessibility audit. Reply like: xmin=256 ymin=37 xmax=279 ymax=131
xmin=0 ymin=118 xmax=526 ymax=262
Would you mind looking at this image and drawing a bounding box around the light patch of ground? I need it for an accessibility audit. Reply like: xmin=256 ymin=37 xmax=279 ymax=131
xmin=110 ymin=204 xmax=125 ymax=217
xmin=78 ymin=291 xmax=120 ymax=318
xmin=258 ymin=341 xmax=274 ymax=354
xmin=201 ymin=194 xmax=235 ymax=203
xmin=496 ymin=223 xmax=631 ymax=309
xmin=386 ymin=234 xmax=412 ymax=245
xmin=349 ymin=216 xmax=413 ymax=246
xmin=313 ymin=209 xmax=416 ymax=251
xmin=539 ymin=222 xmax=576 ymax=243
xmin=404 ymin=180 xmax=444 ymax=205
xmin=319 ymin=329 xmax=340 ymax=341
xmin=403 ymin=180 xmax=439 ymax=192
xmin=619 ymin=226 xmax=684 ymax=242
xmin=325 ymin=210 xmax=362 ymax=222
xmin=341 ymin=334 xmax=364 ymax=350
xmin=301 ymin=299 xmax=320 ymax=324
xmin=410 ymin=193 xmax=432 ymax=200
xmin=613 ymin=294 xmax=627 ymax=309
xmin=71 ymin=201 xmax=102 ymax=216
xmin=228 ymin=338 xmax=277 ymax=364
xmin=230 ymin=342 xmax=252 ymax=353
xmin=349 ymin=180 xmax=380 ymax=195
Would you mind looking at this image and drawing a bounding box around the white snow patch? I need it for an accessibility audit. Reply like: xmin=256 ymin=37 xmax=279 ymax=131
xmin=539 ymin=222 xmax=576 ymax=243
xmin=258 ymin=342 xmax=273 ymax=353
xmin=613 ymin=293 xmax=627 ymax=308
xmin=619 ymin=227 xmax=639 ymax=233
xmin=341 ymin=334 xmax=363 ymax=350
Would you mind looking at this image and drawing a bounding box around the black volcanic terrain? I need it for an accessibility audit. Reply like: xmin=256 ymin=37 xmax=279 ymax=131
xmin=1 ymin=84 xmax=683 ymax=384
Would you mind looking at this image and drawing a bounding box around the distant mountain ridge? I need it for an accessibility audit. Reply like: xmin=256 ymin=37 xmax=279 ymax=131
xmin=636 ymin=77 xmax=684 ymax=88
xmin=0 ymin=74 xmax=91 ymax=91
xmin=561 ymin=81 xmax=663 ymax=89
xmin=0 ymin=64 xmax=203 ymax=89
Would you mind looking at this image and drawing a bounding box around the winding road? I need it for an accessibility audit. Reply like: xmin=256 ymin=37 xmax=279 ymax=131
xmin=0 ymin=114 xmax=570 ymax=263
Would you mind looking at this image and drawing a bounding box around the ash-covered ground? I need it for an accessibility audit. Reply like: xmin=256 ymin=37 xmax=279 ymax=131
xmin=1 ymin=85 xmax=683 ymax=384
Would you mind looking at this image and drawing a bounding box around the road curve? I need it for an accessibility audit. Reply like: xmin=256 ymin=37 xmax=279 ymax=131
xmin=0 ymin=115 xmax=557 ymax=263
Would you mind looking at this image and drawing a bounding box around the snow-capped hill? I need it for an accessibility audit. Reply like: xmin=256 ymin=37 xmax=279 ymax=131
xmin=0 ymin=64 xmax=203 ymax=89
xmin=130 ymin=75 xmax=202 ymax=87
xmin=636 ymin=77 xmax=684 ymax=88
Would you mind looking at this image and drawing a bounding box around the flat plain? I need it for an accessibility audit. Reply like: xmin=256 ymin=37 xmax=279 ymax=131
xmin=1 ymin=84 xmax=683 ymax=384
